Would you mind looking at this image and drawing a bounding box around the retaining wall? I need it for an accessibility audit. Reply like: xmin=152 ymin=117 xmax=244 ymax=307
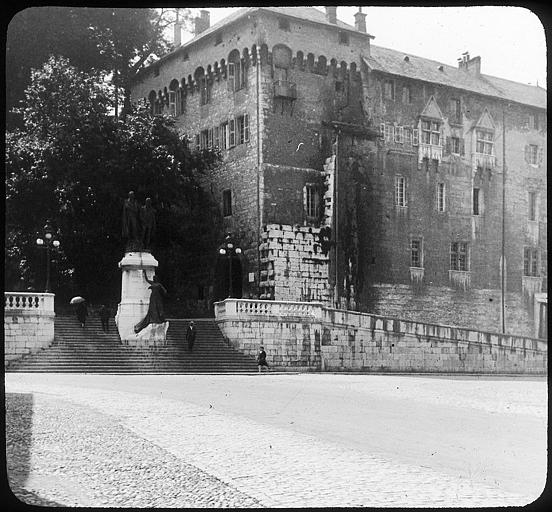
xmin=215 ymin=299 xmax=547 ymax=374
xmin=4 ymin=292 xmax=55 ymax=367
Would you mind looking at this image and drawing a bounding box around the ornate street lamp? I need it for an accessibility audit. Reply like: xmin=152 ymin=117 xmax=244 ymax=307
xmin=219 ymin=234 xmax=241 ymax=298
xmin=36 ymin=220 xmax=60 ymax=293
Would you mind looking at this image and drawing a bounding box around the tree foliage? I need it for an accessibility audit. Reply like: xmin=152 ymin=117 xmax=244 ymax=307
xmin=6 ymin=56 xmax=223 ymax=311
xmin=6 ymin=7 xmax=190 ymax=127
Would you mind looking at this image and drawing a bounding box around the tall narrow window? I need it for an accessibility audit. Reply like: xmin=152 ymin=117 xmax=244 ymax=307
xmin=384 ymin=124 xmax=394 ymax=143
xmin=402 ymin=86 xmax=411 ymax=104
xmin=383 ymin=80 xmax=394 ymax=100
xmin=528 ymin=191 xmax=537 ymax=221
xmin=472 ymin=188 xmax=480 ymax=215
xmin=304 ymin=184 xmax=320 ymax=219
xmin=220 ymin=122 xmax=228 ymax=150
xmin=200 ymin=77 xmax=212 ymax=105
xmin=450 ymin=98 xmax=461 ymax=123
xmin=524 ymin=247 xmax=538 ymax=276
xmin=237 ymin=114 xmax=250 ymax=144
xmin=168 ymin=91 xmax=177 ymax=117
xmin=214 ymin=125 xmax=220 ymax=148
xmin=437 ymin=182 xmax=446 ymax=212
xmin=410 ymin=239 xmax=423 ymax=268
xmin=395 ymin=175 xmax=407 ymax=207
xmin=450 ymin=136 xmax=461 ymax=154
xmin=229 ymin=118 xmax=236 ymax=147
xmin=222 ymin=189 xmax=232 ymax=217
xmin=450 ymin=242 xmax=468 ymax=271
xmin=527 ymin=144 xmax=539 ymax=165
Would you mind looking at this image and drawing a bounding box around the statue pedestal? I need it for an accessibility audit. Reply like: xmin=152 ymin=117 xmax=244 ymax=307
xmin=115 ymin=251 xmax=169 ymax=347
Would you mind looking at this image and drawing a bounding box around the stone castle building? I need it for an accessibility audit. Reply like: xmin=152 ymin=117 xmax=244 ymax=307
xmin=130 ymin=7 xmax=547 ymax=338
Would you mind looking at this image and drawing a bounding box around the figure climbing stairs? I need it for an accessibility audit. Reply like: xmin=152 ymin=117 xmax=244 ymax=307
xmin=6 ymin=316 xmax=258 ymax=374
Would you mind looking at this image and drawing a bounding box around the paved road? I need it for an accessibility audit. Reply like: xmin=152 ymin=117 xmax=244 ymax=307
xmin=5 ymin=373 xmax=547 ymax=507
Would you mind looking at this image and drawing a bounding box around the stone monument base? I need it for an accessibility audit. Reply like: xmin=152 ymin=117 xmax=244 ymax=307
xmin=120 ymin=321 xmax=170 ymax=348
xmin=116 ymin=251 xmax=168 ymax=347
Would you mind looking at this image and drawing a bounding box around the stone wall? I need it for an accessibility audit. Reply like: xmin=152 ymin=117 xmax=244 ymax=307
xmin=215 ymin=299 xmax=547 ymax=374
xmin=4 ymin=293 xmax=55 ymax=367
xmin=259 ymin=224 xmax=330 ymax=303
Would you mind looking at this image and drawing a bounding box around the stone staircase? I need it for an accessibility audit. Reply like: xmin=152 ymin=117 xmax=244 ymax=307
xmin=6 ymin=316 xmax=259 ymax=374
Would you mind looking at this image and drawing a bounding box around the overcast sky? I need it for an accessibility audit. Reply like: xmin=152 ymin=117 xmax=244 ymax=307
xmin=188 ymin=6 xmax=546 ymax=88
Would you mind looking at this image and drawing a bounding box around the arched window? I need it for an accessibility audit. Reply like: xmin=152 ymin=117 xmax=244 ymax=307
xmin=148 ymin=90 xmax=161 ymax=115
xmin=194 ymin=67 xmax=211 ymax=105
xmin=168 ymin=79 xmax=180 ymax=117
xmin=228 ymin=49 xmax=247 ymax=92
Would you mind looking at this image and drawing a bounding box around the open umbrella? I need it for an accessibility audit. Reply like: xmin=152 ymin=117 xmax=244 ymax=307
xmin=70 ymin=296 xmax=86 ymax=305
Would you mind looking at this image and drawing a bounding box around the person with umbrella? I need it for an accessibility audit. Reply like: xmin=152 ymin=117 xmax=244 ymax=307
xmin=71 ymin=296 xmax=88 ymax=328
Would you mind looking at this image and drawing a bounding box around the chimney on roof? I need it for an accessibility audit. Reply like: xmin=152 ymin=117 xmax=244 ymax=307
xmin=325 ymin=7 xmax=337 ymax=24
xmin=174 ymin=19 xmax=182 ymax=47
xmin=194 ymin=9 xmax=210 ymax=36
xmin=354 ymin=7 xmax=367 ymax=33
xmin=458 ymin=52 xmax=481 ymax=77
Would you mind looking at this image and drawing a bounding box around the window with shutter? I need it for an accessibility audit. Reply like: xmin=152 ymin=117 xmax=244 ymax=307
xmin=243 ymin=114 xmax=250 ymax=142
xmin=214 ymin=126 xmax=220 ymax=148
xmin=228 ymin=63 xmax=235 ymax=91
xmin=220 ymin=122 xmax=228 ymax=150
xmin=412 ymin=128 xmax=419 ymax=146
xmin=229 ymin=119 xmax=236 ymax=147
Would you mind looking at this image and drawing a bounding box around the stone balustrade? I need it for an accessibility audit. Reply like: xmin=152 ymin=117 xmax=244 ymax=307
xmin=4 ymin=292 xmax=56 ymax=367
xmin=215 ymin=298 xmax=547 ymax=374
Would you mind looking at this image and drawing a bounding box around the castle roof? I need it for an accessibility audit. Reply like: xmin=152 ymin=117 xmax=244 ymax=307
xmin=154 ymin=6 xmax=546 ymax=110
xmin=365 ymin=45 xmax=546 ymax=110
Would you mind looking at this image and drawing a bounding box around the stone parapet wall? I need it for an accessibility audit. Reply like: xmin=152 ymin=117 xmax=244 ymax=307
xmin=4 ymin=292 xmax=55 ymax=367
xmin=215 ymin=299 xmax=547 ymax=374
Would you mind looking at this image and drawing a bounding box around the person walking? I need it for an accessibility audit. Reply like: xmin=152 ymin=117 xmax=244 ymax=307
xmin=76 ymin=300 xmax=88 ymax=328
xmin=186 ymin=321 xmax=197 ymax=352
xmin=99 ymin=304 xmax=111 ymax=333
xmin=257 ymin=346 xmax=270 ymax=373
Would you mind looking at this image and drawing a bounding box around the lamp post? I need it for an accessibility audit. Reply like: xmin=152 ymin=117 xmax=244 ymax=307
xmin=219 ymin=234 xmax=241 ymax=298
xmin=36 ymin=220 xmax=60 ymax=293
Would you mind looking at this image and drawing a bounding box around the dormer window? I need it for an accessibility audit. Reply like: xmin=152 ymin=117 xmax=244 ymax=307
xmin=476 ymin=129 xmax=494 ymax=155
xmin=421 ymin=120 xmax=440 ymax=145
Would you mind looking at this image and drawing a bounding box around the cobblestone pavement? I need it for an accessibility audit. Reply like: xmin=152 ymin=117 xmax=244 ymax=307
xmin=6 ymin=374 xmax=547 ymax=508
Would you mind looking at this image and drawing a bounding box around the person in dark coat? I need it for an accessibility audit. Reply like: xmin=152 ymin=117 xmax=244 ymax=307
xmin=99 ymin=304 xmax=111 ymax=333
xmin=76 ymin=301 xmax=88 ymax=328
xmin=186 ymin=321 xmax=196 ymax=352
xmin=257 ymin=346 xmax=269 ymax=373
xmin=134 ymin=271 xmax=167 ymax=334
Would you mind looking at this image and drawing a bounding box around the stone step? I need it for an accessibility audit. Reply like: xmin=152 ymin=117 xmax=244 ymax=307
xmin=7 ymin=315 xmax=258 ymax=374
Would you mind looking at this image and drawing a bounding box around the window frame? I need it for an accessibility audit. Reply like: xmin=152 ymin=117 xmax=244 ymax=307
xmin=395 ymin=175 xmax=407 ymax=207
xmin=528 ymin=191 xmax=537 ymax=221
xmin=421 ymin=120 xmax=441 ymax=146
xmin=450 ymin=241 xmax=469 ymax=272
xmin=410 ymin=238 xmax=423 ymax=268
xmin=476 ymin=129 xmax=494 ymax=155
xmin=523 ymin=247 xmax=539 ymax=277
xmin=383 ymin=80 xmax=395 ymax=101
xmin=304 ymin=184 xmax=320 ymax=220
xmin=222 ymin=189 xmax=232 ymax=217
xmin=472 ymin=187 xmax=480 ymax=216
xmin=437 ymin=182 xmax=446 ymax=212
